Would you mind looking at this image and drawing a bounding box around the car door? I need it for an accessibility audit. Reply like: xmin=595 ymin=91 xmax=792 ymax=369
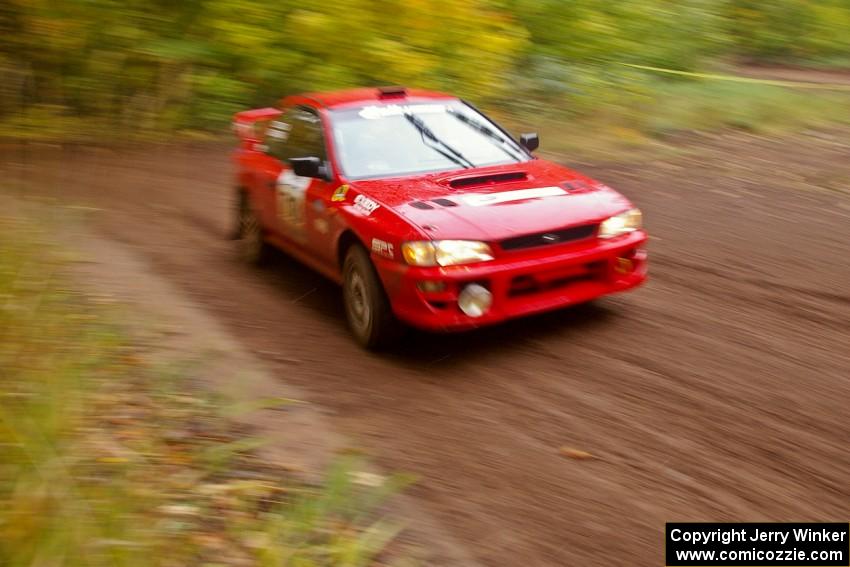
xmin=255 ymin=114 xmax=292 ymax=230
xmin=261 ymin=106 xmax=336 ymax=263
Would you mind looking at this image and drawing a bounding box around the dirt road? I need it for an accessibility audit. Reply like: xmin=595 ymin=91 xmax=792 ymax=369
xmin=3 ymin=131 xmax=849 ymax=566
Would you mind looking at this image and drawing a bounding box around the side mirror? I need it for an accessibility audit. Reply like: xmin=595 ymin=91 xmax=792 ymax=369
xmin=289 ymin=156 xmax=329 ymax=180
xmin=519 ymin=133 xmax=539 ymax=152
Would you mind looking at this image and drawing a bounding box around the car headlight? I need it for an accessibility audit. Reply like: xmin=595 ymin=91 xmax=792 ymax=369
xmin=598 ymin=208 xmax=642 ymax=239
xmin=402 ymin=240 xmax=494 ymax=267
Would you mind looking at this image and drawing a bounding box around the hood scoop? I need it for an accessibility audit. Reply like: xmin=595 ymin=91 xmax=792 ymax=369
xmin=448 ymin=171 xmax=528 ymax=190
xmin=431 ymin=198 xmax=458 ymax=207
xmin=408 ymin=198 xmax=460 ymax=210
xmin=560 ymin=180 xmax=594 ymax=193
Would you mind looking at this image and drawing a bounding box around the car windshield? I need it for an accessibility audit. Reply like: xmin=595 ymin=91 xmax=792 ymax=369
xmin=330 ymin=101 xmax=529 ymax=180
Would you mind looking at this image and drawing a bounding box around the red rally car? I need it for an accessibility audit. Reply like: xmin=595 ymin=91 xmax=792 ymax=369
xmin=233 ymin=87 xmax=647 ymax=348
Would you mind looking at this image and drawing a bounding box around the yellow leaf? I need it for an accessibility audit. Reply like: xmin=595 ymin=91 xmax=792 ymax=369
xmin=559 ymin=447 xmax=594 ymax=460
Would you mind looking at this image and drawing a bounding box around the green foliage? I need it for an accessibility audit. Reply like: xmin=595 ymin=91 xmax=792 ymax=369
xmin=512 ymin=77 xmax=850 ymax=161
xmin=514 ymin=0 xmax=729 ymax=70
xmin=0 ymin=0 xmax=527 ymax=133
xmin=1 ymin=0 xmax=850 ymax=138
xmin=726 ymin=0 xmax=850 ymax=62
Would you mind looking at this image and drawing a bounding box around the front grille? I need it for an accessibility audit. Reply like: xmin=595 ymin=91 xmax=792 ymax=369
xmin=507 ymin=261 xmax=607 ymax=297
xmin=500 ymin=223 xmax=597 ymax=251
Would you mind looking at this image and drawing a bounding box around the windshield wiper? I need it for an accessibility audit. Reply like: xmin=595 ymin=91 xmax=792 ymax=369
xmin=447 ymin=110 xmax=525 ymax=162
xmin=403 ymin=112 xmax=474 ymax=169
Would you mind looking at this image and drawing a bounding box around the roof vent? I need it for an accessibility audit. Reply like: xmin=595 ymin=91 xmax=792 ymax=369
xmin=377 ymin=86 xmax=407 ymax=99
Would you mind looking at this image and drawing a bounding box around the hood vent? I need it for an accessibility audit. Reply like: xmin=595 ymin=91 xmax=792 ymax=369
xmin=449 ymin=171 xmax=527 ymax=190
xmin=560 ymin=180 xmax=593 ymax=193
xmin=431 ymin=198 xmax=458 ymax=207
xmin=410 ymin=201 xmax=435 ymax=210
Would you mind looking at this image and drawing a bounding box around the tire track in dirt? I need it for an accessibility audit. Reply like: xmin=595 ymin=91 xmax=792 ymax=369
xmin=2 ymin=131 xmax=849 ymax=566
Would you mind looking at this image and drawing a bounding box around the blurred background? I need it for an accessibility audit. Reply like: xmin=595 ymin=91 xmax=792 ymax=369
xmin=2 ymin=2 xmax=850 ymax=567
xmin=2 ymin=0 xmax=850 ymax=150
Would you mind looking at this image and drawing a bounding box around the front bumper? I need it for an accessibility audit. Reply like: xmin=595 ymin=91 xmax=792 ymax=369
xmin=374 ymin=230 xmax=648 ymax=332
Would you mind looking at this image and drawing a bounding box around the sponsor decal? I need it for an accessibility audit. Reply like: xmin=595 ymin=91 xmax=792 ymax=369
xmin=463 ymin=186 xmax=567 ymax=207
xmin=331 ymin=184 xmax=350 ymax=202
xmin=266 ymin=120 xmax=291 ymax=141
xmin=353 ymin=194 xmax=380 ymax=216
xmin=359 ymin=104 xmax=446 ymax=120
xmin=371 ymin=238 xmax=394 ymax=258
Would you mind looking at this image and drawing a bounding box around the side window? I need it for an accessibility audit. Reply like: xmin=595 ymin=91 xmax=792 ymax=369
xmin=264 ymin=113 xmax=293 ymax=161
xmin=287 ymin=108 xmax=327 ymax=160
xmin=264 ymin=107 xmax=327 ymax=162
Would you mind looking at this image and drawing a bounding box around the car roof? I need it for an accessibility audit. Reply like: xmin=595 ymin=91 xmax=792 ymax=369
xmin=286 ymin=87 xmax=457 ymax=110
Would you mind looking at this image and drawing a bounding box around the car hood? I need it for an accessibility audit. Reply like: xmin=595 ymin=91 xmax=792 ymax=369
xmin=349 ymin=159 xmax=634 ymax=241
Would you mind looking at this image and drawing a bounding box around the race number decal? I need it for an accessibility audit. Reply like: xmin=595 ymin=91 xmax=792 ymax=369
xmin=276 ymin=169 xmax=312 ymax=237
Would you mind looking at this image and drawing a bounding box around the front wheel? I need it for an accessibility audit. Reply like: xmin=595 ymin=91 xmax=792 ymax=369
xmin=342 ymin=245 xmax=402 ymax=349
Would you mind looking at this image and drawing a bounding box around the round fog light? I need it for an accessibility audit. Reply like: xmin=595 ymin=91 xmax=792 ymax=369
xmin=458 ymin=284 xmax=492 ymax=318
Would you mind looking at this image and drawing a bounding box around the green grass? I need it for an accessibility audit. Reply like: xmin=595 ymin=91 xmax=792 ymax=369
xmin=0 ymin=214 xmax=413 ymax=566
xmin=643 ymin=80 xmax=850 ymax=135
xmin=505 ymin=76 xmax=850 ymax=161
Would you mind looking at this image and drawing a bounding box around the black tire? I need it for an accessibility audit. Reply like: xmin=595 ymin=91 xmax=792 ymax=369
xmin=342 ymin=244 xmax=403 ymax=349
xmin=236 ymin=192 xmax=272 ymax=265
xmin=229 ymin=189 xmax=245 ymax=240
